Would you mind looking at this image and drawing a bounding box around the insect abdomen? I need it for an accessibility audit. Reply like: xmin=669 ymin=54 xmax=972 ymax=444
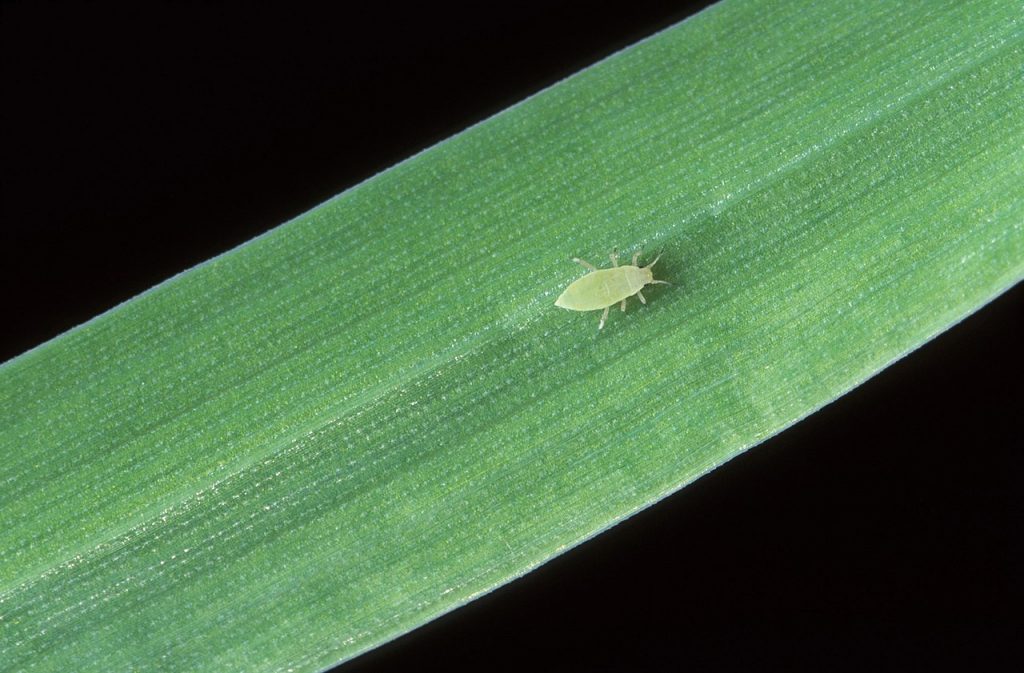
xmin=555 ymin=268 xmax=637 ymax=311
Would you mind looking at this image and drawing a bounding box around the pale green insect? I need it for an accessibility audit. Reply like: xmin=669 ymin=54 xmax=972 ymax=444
xmin=555 ymin=249 xmax=669 ymax=330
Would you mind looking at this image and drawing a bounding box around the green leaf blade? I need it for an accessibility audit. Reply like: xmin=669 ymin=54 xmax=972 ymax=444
xmin=2 ymin=1 xmax=1022 ymax=671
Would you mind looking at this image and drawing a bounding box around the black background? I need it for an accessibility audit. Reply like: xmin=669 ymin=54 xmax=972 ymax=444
xmin=2 ymin=2 xmax=1020 ymax=671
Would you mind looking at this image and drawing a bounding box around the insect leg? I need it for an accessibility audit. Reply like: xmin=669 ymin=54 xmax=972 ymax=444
xmin=631 ymin=250 xmax=641 ymax=266
xmin=620 ymin=299 xmax=627 ymax=312
xmin=609 ymin=248 xmax=619 ymax=267
xmin=598 ymin=306 xmax=610 ymax=330
xmin=649 ymin=280 xmax=671 ymax=285
xmin=573 ymin=257 xmax=598 ymax=271
xmin=636 ymin=290 xmax=647 ymax=304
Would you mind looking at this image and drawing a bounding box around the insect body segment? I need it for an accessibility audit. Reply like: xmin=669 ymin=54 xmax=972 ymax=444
xmin=555 ymin=249 xmax=669 ymax=330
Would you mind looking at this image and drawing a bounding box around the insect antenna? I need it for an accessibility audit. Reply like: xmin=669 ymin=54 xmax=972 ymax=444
xmin=644 ymin=250 xmax=665 ymax=268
